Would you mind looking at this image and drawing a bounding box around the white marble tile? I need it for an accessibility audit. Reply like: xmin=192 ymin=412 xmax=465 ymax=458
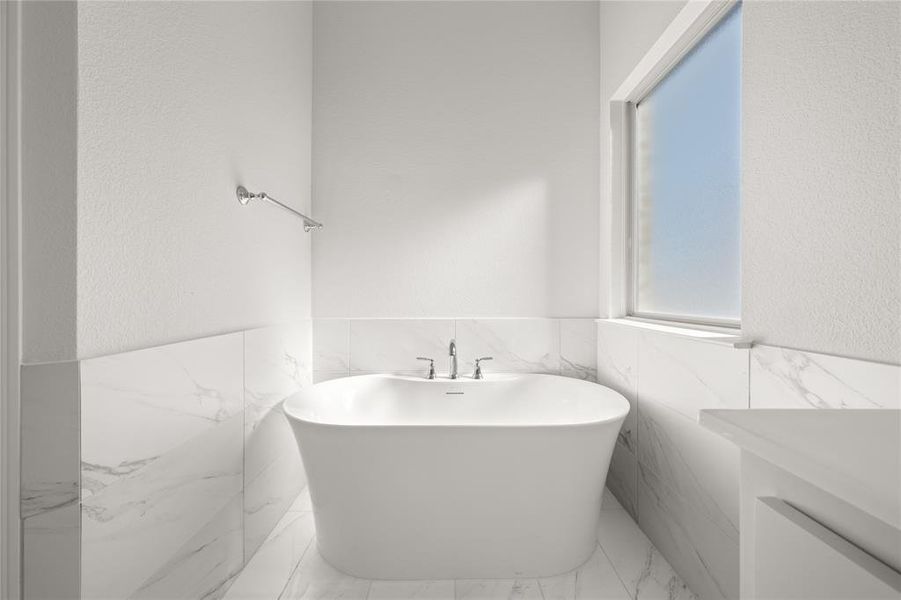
xmin=324 ymin=369 xmax=473 ymax=381
xmin=81 ymin=414 xmax=243 ymax=599
xmin=132 ymin=492 xmax=244 ymax=600
xmin=23 ymin=503 xmax=79 ymax=600
xmin=288 ymin=487 xmax=312 ymax=513
xmin=596 ymin=323 xmax=638 ymax=452
xmin=607 ymin=443 xmax=638 ymax=522
xmin=538 ymin=545 xmax=630 ymax=600
xmin=596 ymin=510 xmax=697 ymax=600
xmin=245 ymin=403 xmax=302 ymax=490
xmin=638 ymin=466 xmax=739 ymax=600
xmin=243 ymin=323 xmax=310 ymax=560
xmin=602 ymin=487 xmax=625 ymax=512
xmin=560 ymin=319 xmax=597 ymax=381
xmin=638 ymin=332 xmax=749 ymax=421
xmin=279 ymin=543 xmax=371 ymax=600
xmin=349 ymin=319 xmax=455 ymax=373
xmin=637 ymin=400 xmax=740 ymax=539
xmin=245 ymin=323 xmax=312 ymax=436
xmin=80 ymin=332 xmax=244 ymax=496
xmin=455 ymin=319 xmax=560 ymax=374
xmin=369 ymin=580 xmax=455 ymax=600
xmin=245 ymin=450 xmax=307 ymax=562
xmin=224 ymin=511 xmax=315 ymax=600
xmin=313 ymin=319 xmax=350 ymax=372
xmin=20 ymin=361 xmax=79 ymax=518
xmin=455 ymin=579 xmax=543 ymax=600
xmin=750 ymin=345 xmax=901 ymax=409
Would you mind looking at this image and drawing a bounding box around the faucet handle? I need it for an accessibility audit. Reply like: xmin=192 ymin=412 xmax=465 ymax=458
xmin=473 ymin=356 xmax=493 ymax=379
xmin=417 ymin=357 xmax=437 ymax=380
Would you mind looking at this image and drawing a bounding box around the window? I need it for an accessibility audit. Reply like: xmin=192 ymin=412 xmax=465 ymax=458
xmin=618 ymin=3 xmax=742 ymax=327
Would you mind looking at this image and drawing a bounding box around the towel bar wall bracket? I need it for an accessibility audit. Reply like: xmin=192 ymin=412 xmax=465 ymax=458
xmin=236 ymin=185 xmax=323 ymax=232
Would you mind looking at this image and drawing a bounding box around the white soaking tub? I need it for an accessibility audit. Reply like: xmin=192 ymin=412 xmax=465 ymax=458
xmin=283 ymin=373 xmax=629 ymax=580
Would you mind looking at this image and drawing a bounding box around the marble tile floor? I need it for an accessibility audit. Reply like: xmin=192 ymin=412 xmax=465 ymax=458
xmin=224 ymin=487 xmax=697 ymax=600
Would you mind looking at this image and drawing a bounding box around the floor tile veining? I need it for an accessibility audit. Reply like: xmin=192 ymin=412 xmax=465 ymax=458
xmin=224 ymin=488 xmax=696 ymax=600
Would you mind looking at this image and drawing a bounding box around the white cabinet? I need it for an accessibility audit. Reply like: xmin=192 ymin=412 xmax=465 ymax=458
xmin=754 ymin=497 xmax=901 ymax=599
xmin=701 ymin=409 xmax=901 ymax=600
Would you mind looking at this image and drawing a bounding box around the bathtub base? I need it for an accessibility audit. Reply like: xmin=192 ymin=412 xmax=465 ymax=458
xmin=293 ymin=422 xmax=618 ymax=580
xmin=317 ymin=535 xmax=598 ymax=581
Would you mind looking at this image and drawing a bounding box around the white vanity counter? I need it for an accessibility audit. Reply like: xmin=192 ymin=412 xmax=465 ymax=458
xmin=700 ymin=409 xmax=901 ymax=599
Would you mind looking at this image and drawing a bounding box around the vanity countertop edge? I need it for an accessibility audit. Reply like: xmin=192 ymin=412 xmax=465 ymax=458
xmin=699 ymin=408 xmax=901 ymax=530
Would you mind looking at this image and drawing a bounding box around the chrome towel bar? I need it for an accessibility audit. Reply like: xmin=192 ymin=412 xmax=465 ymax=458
xmin=236 ymin=185 xmax=323 ymax=232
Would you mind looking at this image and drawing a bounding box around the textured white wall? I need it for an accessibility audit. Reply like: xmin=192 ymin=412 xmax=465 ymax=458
xmin=77 ymin=1 xmax=313 ymax=358
xmin=742 ymin=1 xmax=901 ymax=364
xmin=312 ymin=1 xmax=600 ymax=318
xmin=20 ymin=1 xmax=78 ymax=363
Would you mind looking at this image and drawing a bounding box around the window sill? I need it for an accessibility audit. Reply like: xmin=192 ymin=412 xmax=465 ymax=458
xmin=595 ymin=317 xmax=753 ymax=349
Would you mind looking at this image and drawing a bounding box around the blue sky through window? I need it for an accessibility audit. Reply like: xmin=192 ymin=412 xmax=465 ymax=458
xmin=634 ymin=5 xmax=742 ymax=322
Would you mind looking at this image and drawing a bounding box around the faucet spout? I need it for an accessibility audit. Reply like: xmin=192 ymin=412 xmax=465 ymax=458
xmin=448 ymin=339 xmax=458 ymax=379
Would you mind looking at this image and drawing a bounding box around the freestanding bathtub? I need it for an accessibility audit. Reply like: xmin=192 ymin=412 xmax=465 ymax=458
xmin=283 ymin=373 xmax=629 ymax=580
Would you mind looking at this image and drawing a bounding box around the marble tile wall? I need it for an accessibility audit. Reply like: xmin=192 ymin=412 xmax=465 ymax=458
xmin=20 ymin=362 xmax=81 ymax=599
xmin=22 ymin=502 xmax=80 ymax=600
xmin=596 ymin=320 xmax=746 ymax=600
xmin=597 ymin=320 xmax=901 ymax=600
xmin=750 ymin=344 xmax=900 ymax=409
xmin=244 ymin=324 xmax=313 ymax=561
xmin=20 ymin=362 xmax=80 ymax=519
xmin=79 ymin=332 xmax=246 ymax=599
xmin=312 ymin=318 xmax=597 ymax=383
xmin=24 ymin=316 xmax=894 ymax=600
xmin=19 ymin=323 xmax=312 ymax=600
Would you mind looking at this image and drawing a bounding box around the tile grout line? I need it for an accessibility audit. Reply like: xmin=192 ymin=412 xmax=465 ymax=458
xmin=276 ymin=536 xmax=316 ymax=600
xmin=557 ymin=319 xmax=562 ymax=376
xmin=77 ymin=361 xmax=83 ymax=598
xmin=595 ymin=541 xmax=636 ymax=600
xmin=634 ymin=331 xmax=641 ymax=526
xmin=536 ymin=576 xmax=548 ymax=600
xmin=746 ymin=347 xmax=751 ymax=409
xmin=241 ymin=330 xmax=247 ymax=572
xmin=346 ymin=319 xmax=352 ymax=376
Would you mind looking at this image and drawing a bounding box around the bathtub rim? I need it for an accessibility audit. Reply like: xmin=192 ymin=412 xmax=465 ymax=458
xmin=283 ymin=372 xmax=631 ymax=430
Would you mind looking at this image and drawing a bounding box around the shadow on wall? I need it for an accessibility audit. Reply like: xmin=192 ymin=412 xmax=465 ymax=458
xmin=312 ymin=0 xmax=600 ymax=319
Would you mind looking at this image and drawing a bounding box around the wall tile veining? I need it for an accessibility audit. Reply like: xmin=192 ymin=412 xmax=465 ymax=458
xmin=19 ymin=323 xmax=313 ymax=600
xmin=20 ymin=362 xmax=80 ymax=519
xmin=750 ymin=345 xmax=900 ymax=409
xmin=80 ymin=334 xmax=245 ymax=499
xmin=598 ymin=320 xmax=901 ymax=600
xmin=598 ymin=320 xmax=745 ymax=600
xmin=313 ymin=318 xmax=597 ymax=384
xmin=79 ymin=333 xmax=246 ymax=598
xmin=244 ymin=324 xmax=312 ymax=561
xmin=22 ymin=502 xmax=80 ymax=600
xmin=21 ymin=317 xmax=898 ymax=600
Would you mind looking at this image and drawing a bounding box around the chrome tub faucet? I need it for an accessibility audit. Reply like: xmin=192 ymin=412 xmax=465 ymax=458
xmin=449 ymin=339 xmax=458 ymax=379
xmin=473 ymin=357 xmax=493 ymax=379
xmin=417 ymin=357 xmax=436 ymax=379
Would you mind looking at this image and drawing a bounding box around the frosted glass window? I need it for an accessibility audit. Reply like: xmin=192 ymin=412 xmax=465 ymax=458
xmin=632 ymin=5 xmax=741 ymax=324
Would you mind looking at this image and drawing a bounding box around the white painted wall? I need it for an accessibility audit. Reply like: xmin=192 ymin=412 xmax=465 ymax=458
xmin=20 ymin=1 xmax=78 ymax=363
xmin=742 ymin=0 xmax=901 ymax=365
xmin=312 ymin=1 xmax=600 ymax=319
xmin=77 ymin=1 xmax=313 ymax=358
xmin=600 ymin=1 xmax=900 ymax=365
